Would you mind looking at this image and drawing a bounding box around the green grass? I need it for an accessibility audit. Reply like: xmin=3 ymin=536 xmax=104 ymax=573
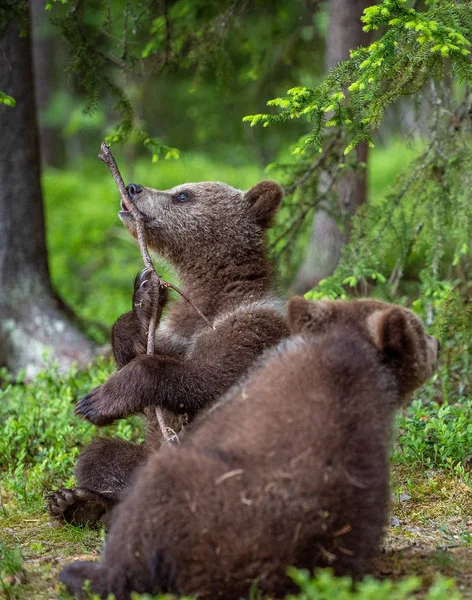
xmin=0 ymin=360 xmax=142 ymax=510
xmin=286 ymin=567 xmax=464 ymax=599
xmin=394 ymin=394 xmax=472 ymax=477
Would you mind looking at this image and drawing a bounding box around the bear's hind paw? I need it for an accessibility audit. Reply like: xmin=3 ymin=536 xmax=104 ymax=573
xmin=46 ymin=487 xmax=109 ymax=527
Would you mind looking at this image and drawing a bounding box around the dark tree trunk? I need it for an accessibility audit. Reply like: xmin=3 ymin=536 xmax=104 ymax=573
xmin=291 ymin=0 xmax=371 ymax=294
xmin=31 ymin=0 xmax=65 ymax=167
xmin=0 ymin=6 xmax=96 ymax=377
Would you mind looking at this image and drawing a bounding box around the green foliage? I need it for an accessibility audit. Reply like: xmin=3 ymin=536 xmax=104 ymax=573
xmin=246 ymin=2 xmax=472 ymax=319
xmin=0 ymin=544 xmax=23 ymax=578
xmin=286 ymin=567 xmax=464 ymax=600
xmin=393 ymin=288 xmax=472 ymax=473
xmin=268 ymin=136 xmax=424 ymax=283
xmin=0 ymin=91 xmax=15 ymax=107
xmin=45 ymin=0 xmax=69 ymax=9
xmin=45 ymin=1 xmax=178 ymax=162
xmin=307 ymin=164 xmax=469 ymax=302
xmin=394 ymin=395 xmax=472 ymax=476
xmin=37 ymin=0 xmax=321 ymax=162
xmin=0 ymin=359 xmax=142 ymax=509
xmin=0 ymin=542 xmax=25 ymax=599
xmin=244 ymin=0 xmax=472 ymax=155
xmin=303 ymin=110 xmax=472 ymax=327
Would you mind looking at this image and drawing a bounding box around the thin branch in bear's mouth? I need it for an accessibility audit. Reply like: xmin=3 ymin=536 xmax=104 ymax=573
xmin=98 ymin=142 xmax=214 ymax=440
xmin=99 ymin=143 xmax=213 ymax=337
xmin=120 ymin=198 xmax=152 ymax=222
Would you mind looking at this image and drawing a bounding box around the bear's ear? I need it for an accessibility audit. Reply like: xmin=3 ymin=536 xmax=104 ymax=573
xmin=244 ymin=180 xmax=283 ymax=227
xmin=367 ymin=307 xmax=413 ymax=354
xmin=287 ymin=297 xmax=334 ymax=335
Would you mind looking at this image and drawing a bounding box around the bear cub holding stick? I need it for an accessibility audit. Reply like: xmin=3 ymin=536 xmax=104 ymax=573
xmin=60 ymin=297 xmax=439 ymax=600
xmin=48 ymin=179 xmax=288 ymax=526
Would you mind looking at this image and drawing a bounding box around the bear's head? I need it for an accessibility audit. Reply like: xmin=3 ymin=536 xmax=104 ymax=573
xmin=287 ymin=297 xmax=439 ymax=402
xmin=119 ymin=180 xmax=282 ymax=270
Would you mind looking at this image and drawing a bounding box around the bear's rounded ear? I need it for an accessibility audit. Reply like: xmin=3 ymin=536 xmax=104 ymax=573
xmin=367 ymin=307 xmax=413 ymax=354
xmin=244 ymin=180 xmax=283 ymax=228
xmin=287 ymin=297 xmax=333 ymax=335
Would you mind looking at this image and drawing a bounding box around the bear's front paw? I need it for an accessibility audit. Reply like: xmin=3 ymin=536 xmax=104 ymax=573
xmin=75 ymin=374 xmax=129 ymax=426
xmin=75 ymin=385 xmax=113 ymax=425
xmin=133 ymin=267 xmax=168 ymax=317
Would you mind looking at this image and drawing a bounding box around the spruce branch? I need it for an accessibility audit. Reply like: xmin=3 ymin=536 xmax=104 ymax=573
xmin=98 ymin=142 xmax=212 ymax=443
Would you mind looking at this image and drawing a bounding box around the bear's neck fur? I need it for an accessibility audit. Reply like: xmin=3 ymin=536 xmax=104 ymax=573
xmin=168 ymin=236 xmax=277 ymax=326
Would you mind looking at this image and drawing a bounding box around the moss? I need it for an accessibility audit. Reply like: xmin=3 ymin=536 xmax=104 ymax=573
xmin=370 ymin=465 xmax=472 ymax=598
xmin=0 ymin=507 xmax=102 ymax=599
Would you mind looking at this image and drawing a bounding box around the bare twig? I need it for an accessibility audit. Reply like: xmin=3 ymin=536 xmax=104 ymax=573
xmin=99 ymin=143 xmax=159 ymax=269
xmin=388 ymin=222 xmax=424 ymax=296
xmin=271 ymin=162 xmax=343 ymax=256
xmin=98 ymin=143 xmax=212 ymax=327
xmin=284 ymin=132 xmax=341 ymax=195
xmin=98 ymin=142 xmax=211 ymax=443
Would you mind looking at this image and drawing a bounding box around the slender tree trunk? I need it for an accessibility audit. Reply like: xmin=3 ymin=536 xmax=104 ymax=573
xmin=31 ymin=0 xmax=65 ymax=167
xmin=0 ymin=6 xmax=96 ymax=377
xmin=291 ymin=0 xmax=371 ymax=294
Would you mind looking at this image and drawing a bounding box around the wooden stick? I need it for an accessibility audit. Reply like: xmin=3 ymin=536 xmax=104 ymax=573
xmin=99 ymin=142 xmax=161 ymax=274
xmin=99 ymin=143 xmax=213 ymax=328
xmin=98 ymin=142 xmax=209 ymax=444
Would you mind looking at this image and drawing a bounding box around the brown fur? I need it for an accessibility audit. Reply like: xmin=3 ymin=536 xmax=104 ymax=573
xmin=59 ymin=298 xmax=439 ymax=599
xmin=47 ymin=180 xmax=288 ymax=526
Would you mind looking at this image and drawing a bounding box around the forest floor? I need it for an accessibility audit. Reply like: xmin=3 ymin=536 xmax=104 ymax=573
xmin=1 ymin=464 xmax=471 ymax=599
xmin=375 ymin=466 xmax=472 ymax=597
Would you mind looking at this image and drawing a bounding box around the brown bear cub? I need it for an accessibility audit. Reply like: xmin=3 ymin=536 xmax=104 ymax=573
xmin=59 ymin=297 xmax=439 ymax=600
xmin=47 ymin=180 xmax=288 ymax=526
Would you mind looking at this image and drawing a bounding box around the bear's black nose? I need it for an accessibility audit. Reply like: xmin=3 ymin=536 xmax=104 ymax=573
xmin=127 ymin=183 xmax=142 ymax=199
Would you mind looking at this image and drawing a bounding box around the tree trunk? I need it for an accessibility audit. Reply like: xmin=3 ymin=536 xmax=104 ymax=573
xmin=31 ymin=0 xmax=66 ymax=167
xmin=0 ymin=6 xmax=96 ymax=377
xmin=291 ymin=0 xmax=371 ymax=294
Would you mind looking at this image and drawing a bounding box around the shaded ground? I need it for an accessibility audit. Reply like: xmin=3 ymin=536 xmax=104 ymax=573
xmin=0 ymin=505 xmax=101 ymax=600
xmin=1 ymin=465 xmax=471 ymax=599
xmin=373 ymin=466 xmax=472 ymax=597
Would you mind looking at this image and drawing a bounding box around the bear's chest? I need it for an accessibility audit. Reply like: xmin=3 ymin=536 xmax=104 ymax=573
xmin=155 ymin=319 xmax=200 ymax=357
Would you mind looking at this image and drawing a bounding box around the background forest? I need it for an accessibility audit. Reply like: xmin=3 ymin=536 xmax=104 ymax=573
xmin=1 ymin=0 xmax=472 ymax=598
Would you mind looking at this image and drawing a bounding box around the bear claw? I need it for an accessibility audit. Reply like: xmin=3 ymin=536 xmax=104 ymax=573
xmin=47 ymin=488 xmax=78 ymax=518
xmin=46 ymin=487 xmax=108 ymax=527
xmin=75 ymin=387 xmax=115 ymax=426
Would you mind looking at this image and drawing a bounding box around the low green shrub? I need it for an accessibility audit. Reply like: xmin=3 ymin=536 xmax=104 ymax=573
xmin=286 ymin=568 xmax=464 ymax=600
xmin=394 ymin=393 xmax=472 ymax=477
xmin=0 ymin=359 xmax=141 ymax=510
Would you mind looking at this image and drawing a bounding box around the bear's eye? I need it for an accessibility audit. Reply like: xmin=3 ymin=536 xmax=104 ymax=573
xmin=176 ymin=192 xmax=189 ymax=202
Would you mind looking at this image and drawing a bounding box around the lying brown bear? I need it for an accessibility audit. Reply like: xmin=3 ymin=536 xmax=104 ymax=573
xmin=60 ymin=297 xmax=439 ymax=600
